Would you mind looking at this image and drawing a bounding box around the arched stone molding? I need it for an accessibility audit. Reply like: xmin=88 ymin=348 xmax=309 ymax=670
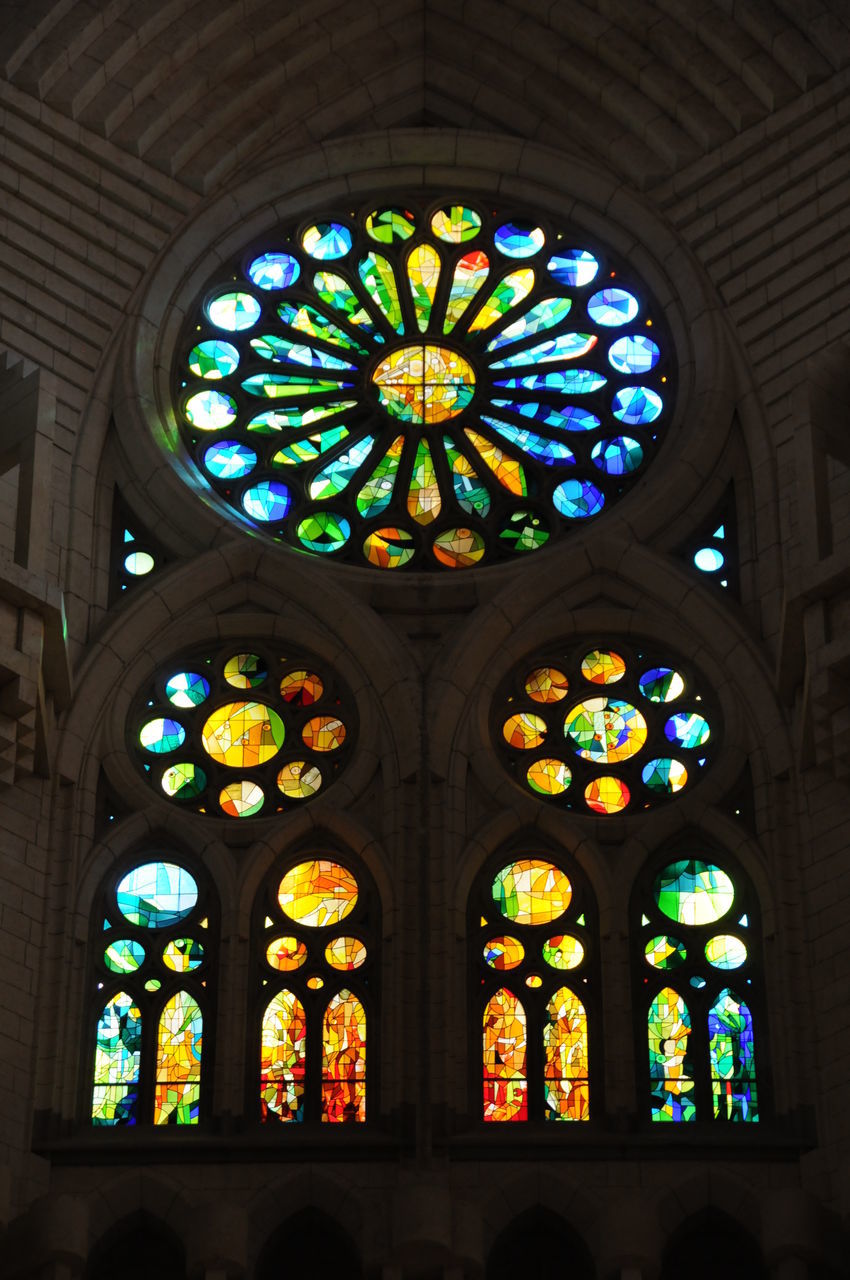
xmin=85 ymin=1174 xmax=193 ymax=1259
xmin=655 ymin=1169 xmax=764 ymax=1253
xmin=108 ymin=129 xmax=738 ymax=571
xmin=5 ymin=4 xmax=839 ymax=193
xmin=479 ymin=1171 xmax=601 ymax=1267
xmin=245 ymin=1170 xmax=373 ymax=1273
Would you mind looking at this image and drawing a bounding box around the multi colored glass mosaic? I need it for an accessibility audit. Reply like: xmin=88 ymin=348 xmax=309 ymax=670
xmin=174 ymin=198 xmax=673 ymax=570
xmin=495 ymin=641 xmax=716 ymax=815
xmin=639 ymin=855 xmax=758 ymax=1123
xmin=259 ymin=857 xmax=373 ymax=1124
xmin=132 ymin=643 xmax=354 ymax=819
xmin=476 ymin=855 xmax=591 ymax=1122
xmin=92 ymin=857 xmax=210 ymax=1126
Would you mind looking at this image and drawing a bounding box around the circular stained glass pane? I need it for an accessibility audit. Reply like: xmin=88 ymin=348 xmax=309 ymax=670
xmin=639 ymin=667 xmax=685 ymax=702
xmin=565 ymin=697 xmax=647 ymax=763
xmin=124 ymin=551 xmax=154 ymax=576
xmin=280 ymin=670 xmax=323 ymax=704
xmin=525 ymin=667 xmax=569 ymax=702
xmin=104 ymin=939 xmax=146 ymax=973
xmin=140 ymin=718 xmax=185 ymax=753
xmin=584 ymin=775 xmax=630 ymax=813
xmin=207 ymin=290 xmax=261 ymax=331
xmin=580 ymin=649 xmax=626 ymax=684
xmin=247 ymin=252 xmax=300 ymax=290
xmin=175 ymin=198 xmax=673 ymax=570
xmin=695 ymin=546 xmax=724 ymax=572
xmin=705 ymin=934 xmax=747 ymax=969
xmin=278 ymin=859 xmax=358 ymax=928
xmin=161 ymin=762 xmax=206 ymax=800
xmin=188 ymin=340 xmax=239 ymax=380
xmin=644 ymin=935 xmax=687 ymax=969
xmin=162 ymin=938 xmax=204 ymax=972
xmin=483 ymin=936 xmax=525 ymax=969
xmin=301 ymin=222 xmax=352 ymax=260
xmin=277 ymin=760 xmax=322 ymax=798
xmin=665 ymin=712 xmax=710 ymax=749
xmin=654 ymin=860 xmax=734 ymax=926
xmin=547 ymin=250 xmax=598 ymax=287
xmin=503 ymin=711 xmax=547 ymax=749
xmin=116 ymin=862 xmax=198 ymax=928
xmin=542 ymin=935 xmax=584 ymax=969
xmin=201 ymin=702 xmax=284 ymax=767
xmin=492 ymin=859 xmax=572 ymax=925
xmin=266 ymin=936 xmax=308 ymax=970
xmin=494 ymin=221 xmax=545 ymax=258
xmin=224 ymin=653 xmax=267 ymax=689
xmin=526 ymin=758 xmax=571 ymax=795
xmin=325 ymin=936 xmax=367 ymax=970
xmin=219 ymin=779 xmax=265 ymax=817
xmin=165 ymin=672 xmax=211 ymax=707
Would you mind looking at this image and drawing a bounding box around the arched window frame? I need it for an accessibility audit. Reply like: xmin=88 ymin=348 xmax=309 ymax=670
xmin=251 ymin=842 xmax=380 ymax=1126
xmin=632 ymin=836 xmax=767 ymax=1126
xmin=84 ymin=845 xmax=218 ymax=1128
xmin=469 ymin=840 xmax=600 ymax=1125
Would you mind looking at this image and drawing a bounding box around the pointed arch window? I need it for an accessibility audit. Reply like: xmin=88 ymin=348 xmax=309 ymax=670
xmin=89 ymin=855 xmax=215 ymax=1126
xmin=473 ymin=851 xmax=595 ymax=1123
xmin=256 ymin=854 xmax=377 ymax=1124
xmin=636 ymin=850 xmax=761 ymax=1123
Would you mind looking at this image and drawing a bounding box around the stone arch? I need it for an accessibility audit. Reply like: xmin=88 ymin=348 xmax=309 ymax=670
xmin=86 ymin=1210 xmax=188 ymax=1280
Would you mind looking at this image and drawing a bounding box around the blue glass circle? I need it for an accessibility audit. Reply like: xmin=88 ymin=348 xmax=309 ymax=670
xmin=203 ymin=440 xmax=257 ymax=480
xmin=206 ymin=291 xmax=261 ymax=331
xmin=608 ymin=334 xmax=660 ymax=374
xmin=242 ymin=480 xmax=292 ymax=522
xmin=301 ymin=222 xmax=353 ymax=260
xmin=552 ymin=479 xmax=605 ymax=519
xmin=612 ymin=386 xmax=663 ymax=425
xmin=165 ymin=672 xmax=211 ymax=707
xmin=547 ymin=250 xmax=598 ymax=287
xmin=694 ymin=547 xmax=724 ymax=572
xmin=587 ymin=287 xmax=639 ymax=326
xmin=494 ymin=221 xmax=545 ymax=258
xmin=591 ymin=436 xmax=644 ymax=475
xmin=247 ymin=252 xmax=300 ymax=290
xmin=664 ymin=713 xmax=711 ymax=749
xmin=116 ymin=862 xmax=199 ymax=929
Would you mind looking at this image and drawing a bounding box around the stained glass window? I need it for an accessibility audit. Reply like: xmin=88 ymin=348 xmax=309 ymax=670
xmin=474 ymin=852 xmax=593 ymax=1122
xmin=636 ymin=850 xmax=760 ymax=1123
xmin=90 ymin=856 xmax=213 ymax=1126
xmin=131 ymin=643 xmax=354 ymax=820
xmin=257 ymin=855 xmax=376 ymax=1124
xmin=173 ymin=198 xmax=673 ymax=571
xmin=495 ymin=640 xmax=716 ymax=815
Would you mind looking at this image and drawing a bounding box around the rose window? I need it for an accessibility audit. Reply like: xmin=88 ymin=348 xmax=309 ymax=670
xmin=174 ymin=199 xmax=673 ymax=570
xmin=494 ymin=642 xmax=715 ymax=815
xmin=132 ymin=645 xmax=354 ymax=819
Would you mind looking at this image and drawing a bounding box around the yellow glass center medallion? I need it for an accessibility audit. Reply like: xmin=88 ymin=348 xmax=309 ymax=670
xmin=371 ymin=344 xmax=476 ymax=424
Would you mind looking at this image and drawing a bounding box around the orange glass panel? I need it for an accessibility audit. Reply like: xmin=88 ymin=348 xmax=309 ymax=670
xmin=483 ymin=988 xmax=527 ymax=1121
xmin=543 ymin=986 xmax=589 ymax=1121
xmin=322 ymin=989 xmax=366 ymax=1122
xmin=154 ymin=991 xmax=202 ymax=1125
xmin=260 ymin=989 xmax=306 ymax=1122
xmin=278 ymin=859 xmax=358 ymax=928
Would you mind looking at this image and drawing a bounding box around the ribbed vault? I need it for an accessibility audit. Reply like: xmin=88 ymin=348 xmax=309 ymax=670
xmin=2 ymin=0 xmax=848 ymax=192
